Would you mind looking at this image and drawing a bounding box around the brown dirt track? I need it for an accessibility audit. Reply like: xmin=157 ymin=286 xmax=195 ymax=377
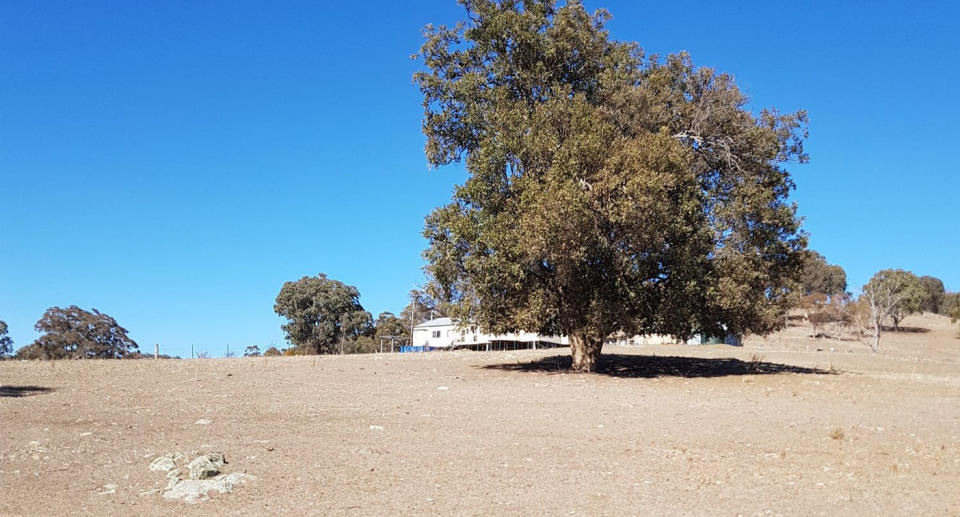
xmin=2 ymin=314 xmax=959 ymax=515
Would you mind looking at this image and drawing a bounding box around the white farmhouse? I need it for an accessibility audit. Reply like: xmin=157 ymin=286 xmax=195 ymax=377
xmin=604 ymin=332 xmax=677 ymax=346
xmin=410 ymin=318 xmax=740 ymax=352
xmin=411 ymin=317 xmax=568 ymax=351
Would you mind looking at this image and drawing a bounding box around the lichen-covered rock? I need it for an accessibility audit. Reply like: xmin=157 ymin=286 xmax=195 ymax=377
xmin=187 ymin=455 xmax=221 ymax=480
xmin=205 ymin=452 xmax=226 ymax=469
xmin=165 ymin=468 xmax=183 ymax=489
xmin=161 ymin=473 xmax=255 ymax=504
xmin=148 ymin=451 xmax=247 ymax=503
xmin=185 ymin=453 xmax=226 ymax=479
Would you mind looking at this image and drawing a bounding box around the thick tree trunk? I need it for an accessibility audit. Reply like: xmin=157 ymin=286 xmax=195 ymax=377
xmin=871 ymin=318 xmax=881 ymax=353
xmin=570 ymin=333 xmax=603 ymax=372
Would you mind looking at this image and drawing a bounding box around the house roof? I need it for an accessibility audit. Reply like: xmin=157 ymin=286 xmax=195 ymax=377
xmin=414 ymin=317 xmax=455 ymax=329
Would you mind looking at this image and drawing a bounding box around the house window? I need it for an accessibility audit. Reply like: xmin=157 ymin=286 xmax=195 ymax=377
xmin=432 ymin=330 xmax=441 ymax=338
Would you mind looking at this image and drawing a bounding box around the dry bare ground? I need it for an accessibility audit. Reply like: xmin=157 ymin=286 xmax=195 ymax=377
xmin=2 ymin=314 xmax=959 ymax=515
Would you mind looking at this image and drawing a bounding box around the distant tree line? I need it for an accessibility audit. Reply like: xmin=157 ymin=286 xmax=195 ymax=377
xmin=798 ymin=250 xmax=957 ymax=351
xmin=3 ymin=262 xmax=952 ymax=361
xmin=0 ymin=275 xmax=437 ymax=359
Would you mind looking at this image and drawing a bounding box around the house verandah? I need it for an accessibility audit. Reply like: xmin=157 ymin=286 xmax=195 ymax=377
xmin=409 ymin=317 xmax=741 ymax=353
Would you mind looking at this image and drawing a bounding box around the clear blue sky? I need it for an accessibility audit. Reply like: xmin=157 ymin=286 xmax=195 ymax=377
xmin=2 ymin=1 xmax=957 ymax=357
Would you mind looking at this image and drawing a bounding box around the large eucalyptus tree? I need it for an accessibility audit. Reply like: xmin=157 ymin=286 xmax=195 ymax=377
xmin=274 ymin=274 xmax=373 ymax=354
xmin=416 ymin=0 xmax=808 ymax=371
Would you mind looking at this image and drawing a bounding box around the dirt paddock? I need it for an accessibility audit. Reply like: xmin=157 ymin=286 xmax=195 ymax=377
xmin=2 ymin=314 xmax=959 ymax=515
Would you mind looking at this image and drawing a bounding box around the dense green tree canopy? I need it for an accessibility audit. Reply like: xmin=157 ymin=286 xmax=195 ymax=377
xmin=274 ymin=274 xmax=374 ymax=354
xmin=884 ymin=272 xmax=925 ymax=330
xmin=416 ymin=0 xmax=808 ymax=371
xmin=0 ymin=320 xmax=13 ymax=358
xmin=18 ymin=306 xmax=139 ymax=360
xmin=941 ymin=292 xmax=960 ymax=322
xmin=917 ymin=275 xmax=945 ymax=314
xmin=802 ymin=251 xmax=847 ymax=296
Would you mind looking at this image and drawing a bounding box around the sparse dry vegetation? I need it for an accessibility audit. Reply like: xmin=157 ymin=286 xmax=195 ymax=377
xmin=1 ymin=313 xmax=958 ymax=515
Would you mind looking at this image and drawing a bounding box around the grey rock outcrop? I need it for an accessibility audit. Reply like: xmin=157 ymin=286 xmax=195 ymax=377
xmin=148 ymin=450 xmax=249 ymax=503
xmin=187 ymin=455 xmax=222 ymax=480
xmin=162 ymin=473 xmax=255 ymax=504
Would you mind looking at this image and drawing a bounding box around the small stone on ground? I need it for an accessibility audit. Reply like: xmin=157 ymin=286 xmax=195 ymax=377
xmin=149 ymin=456 xmax=176 ymax=472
